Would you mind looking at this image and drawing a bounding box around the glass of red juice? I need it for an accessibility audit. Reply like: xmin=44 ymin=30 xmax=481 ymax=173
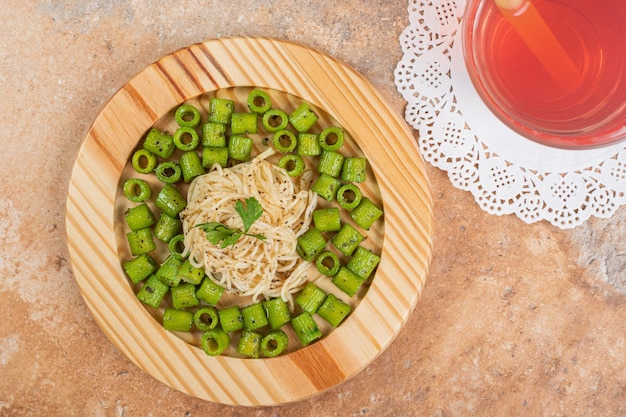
xmin=462 ymin=0 xmax=626 ymax=149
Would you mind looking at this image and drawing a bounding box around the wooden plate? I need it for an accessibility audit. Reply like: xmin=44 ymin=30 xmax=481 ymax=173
xmin=66 ymin=37 xmax=433 ymax=406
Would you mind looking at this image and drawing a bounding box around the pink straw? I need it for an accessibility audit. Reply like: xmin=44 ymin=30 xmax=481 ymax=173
xmin=495 ymin=0 xmax=582 ymax=92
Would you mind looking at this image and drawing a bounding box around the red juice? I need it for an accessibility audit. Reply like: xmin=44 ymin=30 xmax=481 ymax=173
xmin=463 ymin=0 xmax=626 ymax=148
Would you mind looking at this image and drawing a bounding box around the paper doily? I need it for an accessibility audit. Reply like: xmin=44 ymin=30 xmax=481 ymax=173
xmin=394 ymin=0 xmax=626 ymax=229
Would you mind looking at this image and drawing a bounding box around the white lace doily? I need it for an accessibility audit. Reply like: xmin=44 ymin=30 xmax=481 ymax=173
xmin=394 ymin=0 xmax=626 ymax=229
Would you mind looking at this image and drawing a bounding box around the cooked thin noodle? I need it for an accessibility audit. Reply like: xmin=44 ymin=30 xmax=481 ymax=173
xmin=180 ymin=149 xmax=317 ymax=308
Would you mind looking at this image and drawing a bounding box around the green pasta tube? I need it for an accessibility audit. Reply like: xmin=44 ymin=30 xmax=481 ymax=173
xmin=202 ymin=146 xmax=229 ymax=169
xmin=208 ymin=97 xmax=234 ymax=124
xmin=278 ymin=154 xmax=305 ymax=177
xmin=202 ymin=121 xmax=227 ymax=147
xmin=317 ymin=293 xmax=351 ymax=327
xmin=296 ymin=228 xmax=326 ymax=261
xmin=136 ymin=274 xmax=169 ymax=308
xmin=177 ymin=258 xmax=205 ymax=285
xmin=346 ymin=246 xmax=381 ymax=279
xmin=311 ymin=173 xmax=342 ymax=202
xmin=193 ymin=306 xmax=219 ymax=332
xmin=180 ymin=151 xmax=205 ymax=183
xmin=155 ymin=255 xmax=184 ymax=287
xmin=131 ymin=149 xmax=157 ymax=174
xmin=291 ymin=312 xmax=322 ymax=346
xmin=341 ymin=157 xmax=367 ymax=183
xmin=228 ymin=135 xmax=253 ymax=161
xmin=317 ymin=150 xmax=344 ymax=178
xmin=123 ymin=253 xmax=158 ymax=284
xmin=295 ymin=282 xmax=327 ymax=315
xmin=350 ymin=197 xmax=383 ymax=230
xmin=262 ymin=109 xmax=289 ymax=132
xmin=173 ymin=126 xmax=200 ymax=151
xmin=319 ymin=126 xmax=344 ymax=151
xmin=171 ymin=282 xmax=200 ymax=310
xmin=262 ymin=297 xmax=291 ymax=330
xmin=261 ymin=330 xmax=289 ymax=357
xmin=297 ymin=133 xmax=321 ymax=156
xmin=155 ymin=161 xmax=182 ymax=184
xmin=289 ymin=102 xmax=318 ymax=132
xmin=237 ymin=329 xmax=262 ymax=358
xmin=331 ymin=223 xmax=364 ymax=256
xmin=175 ymin=104 xmax=202 ymax=128
xmin=123 ymin=178 xmax=151 ymax=202
xmin=126 ymin=228 xmax=156 ymax=256
xmin=241 ymin=302 xmax=269 ymax=330
xmin=155 ymin=184 xmax=186 ymax=217
xmin=312 ymin=207 xmax=341 ymax=232
xmin=315 ymin=250 xmax=341 ymax=277
xmin=332 ymin=266 xmax=365 ymax=297
xmin=153 ymin=213 xmax=182 ymax=243
xmin=196 ymin=276 xmax=225 ymax=305
xmin=272 ymin=129 xmax=297 ymax=153
xmin=163 ymin=307 xmax=194 ymax=332
xmin=143 ymin=128 xmax=175 ymax=158
xmin=336 ymin=183 xmax=362 ymax=211
xmin=168 ymin=234 xmax=186 ymax=260
xmin=218 ymin=305 xmax=244 ymax=333
xmin=247 ymin=89 xmax=272 ymax=114
xmin=231 ymin=112 xmax=258 ymax=135
xmin=201 ymin=328 xmax=230 ymax=356
xmin=124 ymin=203 xmax=155 ymax=231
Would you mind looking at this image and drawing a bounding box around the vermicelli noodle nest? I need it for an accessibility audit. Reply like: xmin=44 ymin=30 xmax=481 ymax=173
xmin=180 ymin=149 xmax=317 ymax=308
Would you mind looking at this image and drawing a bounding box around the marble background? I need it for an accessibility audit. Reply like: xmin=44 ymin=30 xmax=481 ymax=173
xmin=1 ymin=1 xmax=625 ymax=416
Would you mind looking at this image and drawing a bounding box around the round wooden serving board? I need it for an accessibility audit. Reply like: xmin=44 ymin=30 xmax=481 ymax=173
xmin=66 ymin=37 xmax=434 ymax=406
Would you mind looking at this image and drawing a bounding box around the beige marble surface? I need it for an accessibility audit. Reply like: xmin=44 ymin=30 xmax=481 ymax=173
xmin=1 ymin=1 xmax=625 ymax=416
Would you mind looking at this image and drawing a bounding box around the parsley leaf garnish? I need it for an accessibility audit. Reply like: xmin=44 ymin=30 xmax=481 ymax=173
xmin=236 ymin=197 xmax=264 ymax=233
xmin=195 ymin=197 xmax=267 ymax=248
xmin=194 ymin=222 xmax=240 ymax=248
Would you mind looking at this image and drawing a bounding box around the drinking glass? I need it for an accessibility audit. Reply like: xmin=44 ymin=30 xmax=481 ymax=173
xmin=462 ymin=0 xmax=626 ymax=149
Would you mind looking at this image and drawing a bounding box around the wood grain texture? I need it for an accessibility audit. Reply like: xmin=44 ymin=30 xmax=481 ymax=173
xmin=65 ymin=37 xmax=434 ymax=406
